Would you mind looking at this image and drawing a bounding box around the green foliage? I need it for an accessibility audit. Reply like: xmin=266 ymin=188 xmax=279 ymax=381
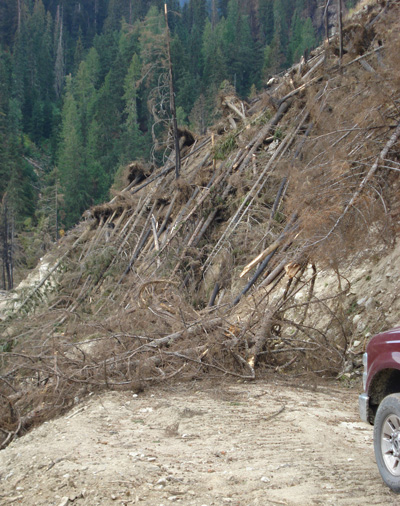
xmin=255 ymin=109 xmax=273 ymax=126
xmin=57 ymin=76 xmax=89 ymax=228
xmin=20 ymin=214 xmax=54 ymax=269
xmin=202 ymin=18 xmax=227 ymax=92
xmin=214 ymin=133 xmax=237 ymax=160
xmin=222 ymin=0 xmax=261 ymax=96
xmin=0 ymin=339 xmax=13 ymax=353
xmin=288 ymin=14 xmax=316 ymax=65
xmin=123 ymin=53 xmax=141 ymax=132
xmin=274 ymin=127 xmax=283 ymax=140
xmin=84 ymin=246 xmax=118 ymax=284
xmin=176 ymin=106 xmax=188 ymax=127
xmin=347 ymin=299 xmax=358 ymax=315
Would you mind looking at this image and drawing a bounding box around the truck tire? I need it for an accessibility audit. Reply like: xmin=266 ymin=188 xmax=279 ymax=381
xmin=374 ymin=393 xmax=400 ymax=493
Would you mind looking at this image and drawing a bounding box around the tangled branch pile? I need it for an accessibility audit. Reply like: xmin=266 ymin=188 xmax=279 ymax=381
xmin=1 ymin=0 xmax=400 ymax=449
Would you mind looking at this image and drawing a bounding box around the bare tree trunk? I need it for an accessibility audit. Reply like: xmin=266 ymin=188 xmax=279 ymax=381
xmin=164 ymin=3 xmax=181 ymax=180
xmin=208 ymin=283 xmax=220 ymax=307
xmin=9 ymin=215 xmax=14 ymax=289
xmin=1 ymin=197 xmax=13 ymax=290
xmin=337 ymin=0 xmax=343 ymax=60
xmin=1 ymin=214 xmax=5 ymax=290
xmin=17 ymin=0 xmax=22 ymax=33
xmin=54 ymin=6 xmax=64 ymax=98
xmin=55 ymin=177 xmax=59 ymax=241
xmin=324 ymin=0 xmax=330 ymax=43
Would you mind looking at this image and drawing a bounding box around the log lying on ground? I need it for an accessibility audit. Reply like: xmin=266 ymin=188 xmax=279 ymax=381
xmin=239 ymin=238 xmax=283 ymax=279
xmin=221 ymin=96 xmax=246 ymax=121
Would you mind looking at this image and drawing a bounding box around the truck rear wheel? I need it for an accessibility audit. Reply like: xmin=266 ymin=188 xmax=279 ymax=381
xmin=374 ymin=393 xmax=400 ymax=493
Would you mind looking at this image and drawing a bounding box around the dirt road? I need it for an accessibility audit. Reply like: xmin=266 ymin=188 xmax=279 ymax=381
xmin=0 ymin=379 xmax=397 ymax=506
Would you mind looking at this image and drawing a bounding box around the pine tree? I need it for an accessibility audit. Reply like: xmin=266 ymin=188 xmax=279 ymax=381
xmin=202 ymin=18 xmax=227 ymax=92
xmin=54 ymin=5 xmax=65 ymax=98
xmin=92 ymin=30 xmax=119 ymax=83
xmin=86 ymin=118 xmax=109 ymax=203
xmin=222 ymin=0 xmax=259 ymax=96
xmin=299 ymin=16 xmax=316 ymax=57
xmin=0 ymin=0 xmax=18 ymax=48
xmin=139 ymin=6 xmax=168 ymax=156
xmin=58 ymin=75 xmax=88 ymax=228
xmin=0 ymin=48 xmax=11 ymax=197
xmin=258 ymin=0 xmax=274 ymax=45
xmin=171 ymin=32 xmax=198 ymax=117
xmin=75 ymin=48 xmax=100 ymax=142
xmin=24 ymin=0 xmax=55 ymax=141
xmin=104 ymin=0 xmax=134 ymax=32
xmin=123 ymin=53 xmax=141 ymax=133
xmin=121 ymin=52 xmax=144 ymax=162
xmin=189 ymin=93 xmax=206 ymax=134
xmin=263 ymin=0 xmax=289 ymax=76
xmin=288 ymin=8 xmax=316 ymax=65
xmin=4 ymin=126 xmax=37 ymax=224
xmin=73 ymin=30 xmax=85 ymax=72
xmin=186 ymin=0 xmax=207 ymax=78
xmin=11 ymin=18 xmax=27 ymax=124
xmin=2 ymin=39 xmax=37 ymax=224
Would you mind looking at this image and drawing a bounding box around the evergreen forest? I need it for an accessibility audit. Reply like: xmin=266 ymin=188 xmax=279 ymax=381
xmin=0 ymin=0 xmax=355 ymax=285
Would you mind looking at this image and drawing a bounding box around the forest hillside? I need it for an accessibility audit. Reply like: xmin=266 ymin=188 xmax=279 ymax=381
xmin=0 ymin=0 xmax=400 ymax=450
xmin=1 ymin=0 xmax=354 ymax=279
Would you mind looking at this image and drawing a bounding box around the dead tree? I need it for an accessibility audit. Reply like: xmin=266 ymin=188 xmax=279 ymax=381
xmin=1 ymin=196 xmax=14 ymax=290
xmin=164 ymin=3 xmax=181 ymax=179
xmin=324 ymin=0 xmax=330 ymax=43
xmin=17 ymin=0 xmax=22 ymax=32
xmin=338 ymin=0 xmax=343 ymax=60
xmin=54 ymin=6 xmax=65 ymax=98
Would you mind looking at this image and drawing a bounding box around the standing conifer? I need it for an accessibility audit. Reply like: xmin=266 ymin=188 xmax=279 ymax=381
xmin=58 ymin=76 xmax=88 ymax=228
xmin=122 ymin=52 xmax=143 ymax=161
xmin=54 ymin=5 xmax=65 ymax=98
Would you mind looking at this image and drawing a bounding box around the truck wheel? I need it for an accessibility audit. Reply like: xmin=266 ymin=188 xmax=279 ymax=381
xmin=374 ymin=393 xmax=400 ymax=493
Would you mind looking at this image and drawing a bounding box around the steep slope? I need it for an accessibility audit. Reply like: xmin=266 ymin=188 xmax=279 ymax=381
xmin=1 ymin=0 xmax=400 ymax=449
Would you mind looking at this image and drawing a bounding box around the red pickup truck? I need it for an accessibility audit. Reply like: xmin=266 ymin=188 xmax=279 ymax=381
xmin=359 ymin=327 xmax=400 ymax=493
